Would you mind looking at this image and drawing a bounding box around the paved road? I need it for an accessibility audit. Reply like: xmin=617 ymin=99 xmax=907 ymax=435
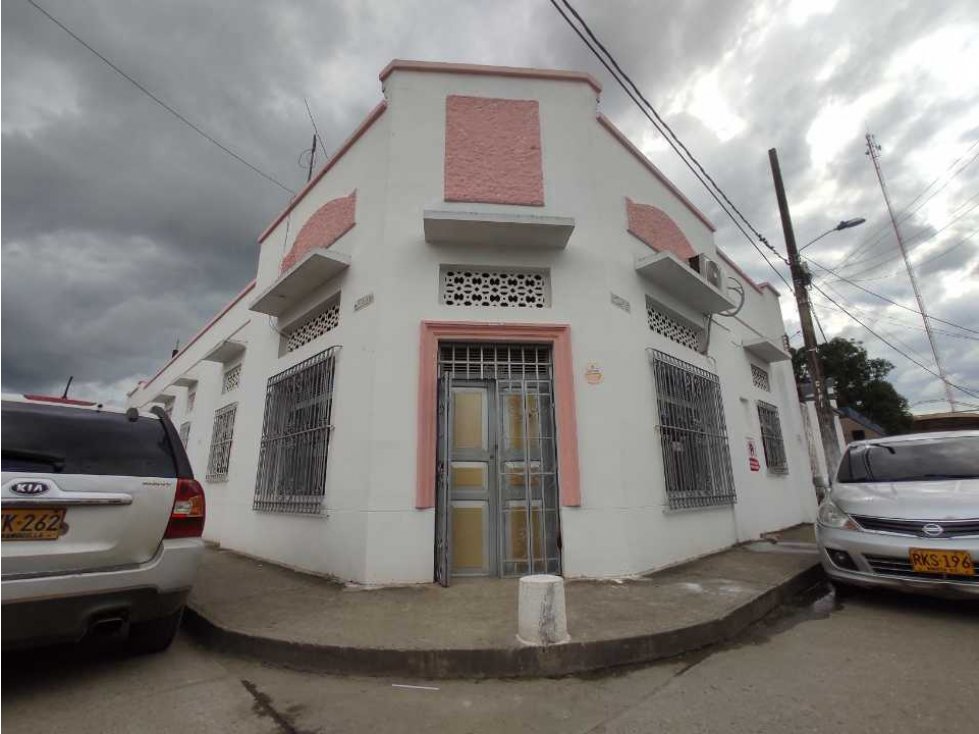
xmin=3 ymin=585 xmax=977 ymax=734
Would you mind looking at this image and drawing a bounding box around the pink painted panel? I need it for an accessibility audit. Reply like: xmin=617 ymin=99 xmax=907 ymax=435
xmin=625 ymin=197 xmax=697 ymax=261
xmin=280 ymin=191 xmax=356 ymax=273
xmin=416 ymin=322 xmax=580 ymax=509
xmin=444 ymin=96 xmax=544 ymax=206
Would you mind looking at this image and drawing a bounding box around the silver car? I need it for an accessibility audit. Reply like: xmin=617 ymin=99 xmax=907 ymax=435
xmin=2 ymin=394 xmax=205 ymax=652
xmin=816 ymin=430 xmax=979 ymax=598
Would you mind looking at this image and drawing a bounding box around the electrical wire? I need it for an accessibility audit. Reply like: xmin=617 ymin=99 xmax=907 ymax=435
xmin=847 ymin=230 xmax=977 ymax=283
xmin=804 ymin=257 xmax=979 ymax=335
xmin=548 ymin=0 xmax=792 ymax=291
xmin=26 ymin=0 xmax=295 ymax=196
xmin=553 ymin=0 xmax=785 ymax=263
xmin=834 ymin=138 xmax=979 ymax=270
xmin=838 ymin=195 xmax=979 ymax=279
xmin=809 ymin=281 xmax=979 ymax=400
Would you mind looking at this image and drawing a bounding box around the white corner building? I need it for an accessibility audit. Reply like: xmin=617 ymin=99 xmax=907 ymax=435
xmin=127 ymin=60 xmax=817 ymax=586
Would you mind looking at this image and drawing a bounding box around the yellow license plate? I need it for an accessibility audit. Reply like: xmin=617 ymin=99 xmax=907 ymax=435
xmin=1 ymin=508 xmax=66 ymax=541
xmin=909 ymin=548 xmax=974 ymax=576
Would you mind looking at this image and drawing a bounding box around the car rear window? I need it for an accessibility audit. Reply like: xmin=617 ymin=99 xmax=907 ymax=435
xmin=1 ymin=401 xmax=177 ymax=478
xmin=837 ymin=436 xmax=979 ymax=483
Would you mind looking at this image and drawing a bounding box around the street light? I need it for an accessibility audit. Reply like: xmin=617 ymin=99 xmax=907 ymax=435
xmin=799 ymin=218 xmax=866 ymax=251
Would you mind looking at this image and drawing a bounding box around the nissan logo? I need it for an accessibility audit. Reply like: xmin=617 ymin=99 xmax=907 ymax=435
xmin=11 ymin=481 xmax=50 ymax=495
xmin=922 ymin=523 xmax=944 ymax=537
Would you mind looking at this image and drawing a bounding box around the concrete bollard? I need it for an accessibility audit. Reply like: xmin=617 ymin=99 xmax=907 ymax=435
xmin=517 ymin=574 xmax=570 ymax=646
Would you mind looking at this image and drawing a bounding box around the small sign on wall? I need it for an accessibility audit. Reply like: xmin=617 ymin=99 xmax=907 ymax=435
xmin=354 ymin=293 xmax=374 ymax=312
xmin=610 ymin=292 xmax=631 ymax=313
xmin=747 ymin=438 xmax=761 ymax=472
xmin=584 ymin=363 xmax=603 ymax=385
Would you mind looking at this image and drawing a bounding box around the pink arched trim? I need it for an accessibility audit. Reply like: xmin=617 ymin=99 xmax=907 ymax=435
xmin=280 ymin=191 xmax=356 ymax=273
xmin=625 ymin=197 xmax=698 ymax=261
xmin=416 ymin=321 xmax=581 ymax=510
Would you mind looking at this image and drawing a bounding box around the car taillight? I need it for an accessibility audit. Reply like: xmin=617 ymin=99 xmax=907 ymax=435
xmin=164 ymin=478 xmax=206 ymax=539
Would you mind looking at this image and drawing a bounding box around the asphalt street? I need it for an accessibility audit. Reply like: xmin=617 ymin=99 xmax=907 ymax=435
xmin=3 ymin=584 xmax=977 ymax=734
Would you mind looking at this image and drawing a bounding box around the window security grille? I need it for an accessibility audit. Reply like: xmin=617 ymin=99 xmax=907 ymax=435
xmin=206 ymin=403 xmax=237 ymax=481
xmin=757 ymin=400 xmax=788 ymax=473
xmin=222 ymin=364 xmax=241 ymax=393
xmin=441 ymin=268 xmax=548 ymax=308
xmin=186 ymin=390 xmax=196 ymax=413
xmin=650 ymin=349 xmax=736 ymax=510
xmin=646 ymin=298 xmax=702 ymax=351
xmin=751 ymin=364 xmax=771 ymax=392
xmin=254 ymin=347 xmax=338 ymax=514
xmin=285 ymin=300 xmax=340 ymax=353
xmin=179 ymin=422 xmax=191 ymax=448
xmin=438 ymin=342 xmax=552 ymax=379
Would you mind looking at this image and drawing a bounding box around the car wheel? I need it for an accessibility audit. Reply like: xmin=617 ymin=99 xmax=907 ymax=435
xmin=128 ymin=607 xmax=183 ymax=654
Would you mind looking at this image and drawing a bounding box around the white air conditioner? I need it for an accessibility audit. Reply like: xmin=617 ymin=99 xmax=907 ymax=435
xmin=688 ymin=254 xmax=724 ymax=290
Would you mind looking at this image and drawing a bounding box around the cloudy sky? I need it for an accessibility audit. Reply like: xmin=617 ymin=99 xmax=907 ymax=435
xmin=3 ymin=0 xmax=978 ymax=412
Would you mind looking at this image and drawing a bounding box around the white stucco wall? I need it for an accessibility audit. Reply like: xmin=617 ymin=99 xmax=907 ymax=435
xmin=129 ymin=64 xmax=818 ymax=585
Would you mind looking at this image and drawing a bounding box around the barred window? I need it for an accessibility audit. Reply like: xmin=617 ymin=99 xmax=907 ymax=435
xmin=441 ymin=267 xmax=549 ymax=308
xmin=254 ymin=347 xmax=338 ymax=514
xmin=284 ymin=299 xmax=340 ymax=353
xmin=186 ymin=389 xmax=196 ymax=413
xmin=757 ymin=400 xmax=788 ymax=473
xmin=179 ymin=421 xmax=191 ymax=448
xmin=751 ymin=364 xmax=770 ymax=392
xmin=650 ymin=349 xmax=736 ymax=510
xmin=206 ymin=403 xmax=237 ymax=481
xmin=222 ymin=363 xmax=241 ymax=393
xmin=646 ymin=297 xmax=702 ymax=351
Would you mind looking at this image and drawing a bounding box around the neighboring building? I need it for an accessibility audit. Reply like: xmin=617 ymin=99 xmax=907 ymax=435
xmin=912 ymin=411 xmax=979 ymax=433
xmin=127 ymin=60 xmax=817 ymax=586
xmin=836 ymin=406 xmax=885 ymax=443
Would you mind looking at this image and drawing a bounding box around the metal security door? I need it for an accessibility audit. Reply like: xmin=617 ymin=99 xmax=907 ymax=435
xmin=497 ymin=377 xmax=561 ymax=576
xmin=436 ymin=343 xmax=561 ymax=582
xmin=435 ymin=375 xmax=452 ymax=586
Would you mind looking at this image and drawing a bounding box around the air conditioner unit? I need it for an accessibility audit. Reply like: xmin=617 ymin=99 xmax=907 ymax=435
xmin=688 ymin=254 xmax=724 ymax=290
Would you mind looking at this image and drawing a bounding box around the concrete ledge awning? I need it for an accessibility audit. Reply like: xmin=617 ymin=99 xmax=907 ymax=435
xmin=202 ymin=339 xmax=247 ymax=364
xmin=743 ymin=337 xmax=791 ymax=363
xmin=150 ymin=390 xmax=176 ymax=404
xmin=172 ymin=376 xmax=198 ymax=388
xmin=634 ymin=251 xmax=736 ymax=314
xmin=250 ymin=249 xmax=352 ymax=317
xmin=423 ymin=209 xmax=575 ymax=249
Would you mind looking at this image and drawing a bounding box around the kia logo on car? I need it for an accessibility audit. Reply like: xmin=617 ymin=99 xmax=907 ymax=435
xmin=10 ymin=481 xmax=50 ymax=495
xmin=922 ymin=523 xmax=944 ymax=537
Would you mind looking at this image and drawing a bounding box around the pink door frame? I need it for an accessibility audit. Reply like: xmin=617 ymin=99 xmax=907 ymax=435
xmin=416 ymin=321 xmax=581 ymax=509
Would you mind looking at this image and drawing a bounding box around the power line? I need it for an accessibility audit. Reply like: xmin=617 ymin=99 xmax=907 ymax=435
xmin=26 ymin=0 xmax=295 ymax=196
xmin=838 ymin=195 xmax=979 ymax=279
xmin=805 ymin=257 xmax=979 ymax=335
xmin=813 ymin=280 xmax=979 ymax=343
xmin=809 ymin=281 xmax=979 ymax=401
xmin=834 ymin=137 xmax=979 ymax=270
xmin=553 ymin=0 xmax=784 ymax=262
xmin=848 ymin=229 xmax=977 ymax=282
xmin=548 ymin=0 xmax=792 ymax=291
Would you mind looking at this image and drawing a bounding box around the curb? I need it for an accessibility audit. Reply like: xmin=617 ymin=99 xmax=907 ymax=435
xmin=183 ymin=563 xmax=824 ymax=679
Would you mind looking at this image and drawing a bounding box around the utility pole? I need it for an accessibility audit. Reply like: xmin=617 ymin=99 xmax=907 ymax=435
xmin=865 ymin=133 xmax=956 ymax=412
xmin=768 ymin=148 xmax=841 ymax=489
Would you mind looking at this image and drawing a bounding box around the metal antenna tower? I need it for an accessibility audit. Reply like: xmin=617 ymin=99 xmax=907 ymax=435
xmin=865 ymin=133 xmax=957 ymax=411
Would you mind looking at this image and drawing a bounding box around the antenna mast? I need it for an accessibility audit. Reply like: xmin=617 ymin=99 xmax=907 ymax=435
xmin=865 ymin=133 xmax=956 ymax=412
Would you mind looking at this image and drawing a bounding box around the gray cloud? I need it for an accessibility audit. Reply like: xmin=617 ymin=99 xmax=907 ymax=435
xmin=3 ymin=0 xmax=978 ymax=411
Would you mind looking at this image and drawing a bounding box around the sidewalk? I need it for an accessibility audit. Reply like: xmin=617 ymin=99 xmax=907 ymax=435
xmin=184 ymin=525 xmax=822 ymax=678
